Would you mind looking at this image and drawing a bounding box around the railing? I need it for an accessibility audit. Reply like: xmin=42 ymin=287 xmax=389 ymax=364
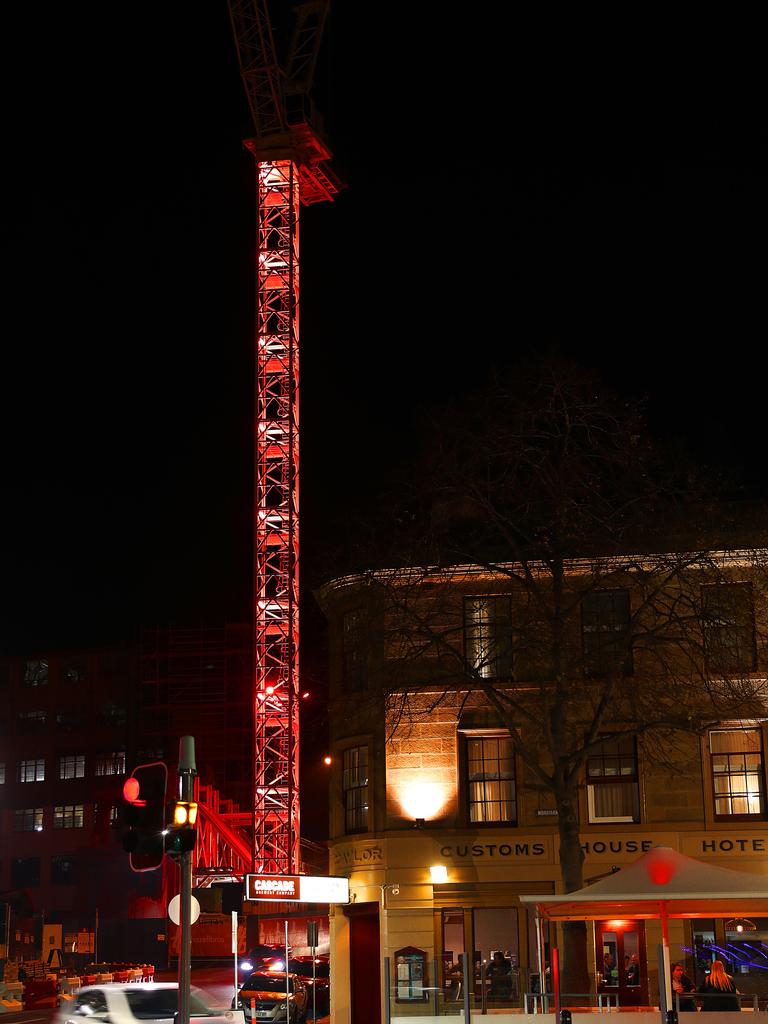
xmin=383 ymin=954 xmax=614 ymax=1022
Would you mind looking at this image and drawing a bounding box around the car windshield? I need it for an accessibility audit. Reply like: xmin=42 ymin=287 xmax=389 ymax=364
xmin=124 ymin=989 xmax=213 ymax=1019
xmin=241 ymin=975 xmax=290 ymax=994
xmin=288 ymin=961 xmax=329 ymax=979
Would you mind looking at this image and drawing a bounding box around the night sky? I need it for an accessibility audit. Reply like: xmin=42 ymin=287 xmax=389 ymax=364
xmin=2 ymin=9 xmax=766 ymax=651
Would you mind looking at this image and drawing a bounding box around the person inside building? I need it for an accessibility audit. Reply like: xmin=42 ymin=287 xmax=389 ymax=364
xmin=626 ymin=953 xmax=641 ymax=986
xmin=487 ymin=951 xmax=512 ymax=1000
xmin=697 ymin=960 xmax=740 ymax=1011
xmin=671 ymin=963 xmax=697 ymax=1012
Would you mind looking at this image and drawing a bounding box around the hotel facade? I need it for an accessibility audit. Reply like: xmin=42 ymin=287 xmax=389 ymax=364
xmin=318 ymin=551 xmax=768 ymax=1024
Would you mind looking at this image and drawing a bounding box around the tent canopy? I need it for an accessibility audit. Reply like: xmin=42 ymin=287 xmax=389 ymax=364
xmin=519 ymin=846 xmax=768 ymax=920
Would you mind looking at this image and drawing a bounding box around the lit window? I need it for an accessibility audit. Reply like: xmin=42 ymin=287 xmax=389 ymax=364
xmin=587 ymin=736 xmax=640 ymax=823
xmin=109 ymin=805 xmax=119 ymax=825
xmin=342 ymin=746 xmax=369 ymax=833
xmin=95 ymin=752 xmax=126 ymax=776
xmin=54 ymin=804 xmax=85 ymax=829
xmin=0 ymin=763 xmax=6 ymax=785
xmin=464 ymin=597 xmax=512 ymax=679
xmin=710 ymin=728 xmax=764 ymax=819
xmin=14 ymin=808 xmax=44 ymax=832
xmin=582 ymin=590 xmax=632 ymax=676
xmin=23 ymin=659 xmax=48 ymax=686
xmin=466 ymin=734 xmax=516 ymax=824
xmin=59 ymin=755 xmax=85 ymax=780
xmin=703 ymin=584 xmax=756 ymax=675
xmin=17 ymin=758 xmax=45 ymax=783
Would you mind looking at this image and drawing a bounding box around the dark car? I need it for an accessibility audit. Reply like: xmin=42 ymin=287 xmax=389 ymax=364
xmin=238 ymin=945 xmax=291 ymax=976
xmin=287 ymin=958 xmax=330 ymax=1017
xmin=234 ymin=970 xmax=307 ymax=1024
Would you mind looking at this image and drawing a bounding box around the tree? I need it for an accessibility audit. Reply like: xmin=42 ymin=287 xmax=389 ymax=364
xmin=339 ymin=361 xmax=767 ymax=993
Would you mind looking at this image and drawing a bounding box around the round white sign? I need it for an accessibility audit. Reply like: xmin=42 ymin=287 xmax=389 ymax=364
xmin=168 ymin=894 xmax=201 ymax=926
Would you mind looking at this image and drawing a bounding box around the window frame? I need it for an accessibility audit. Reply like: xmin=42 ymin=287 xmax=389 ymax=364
xmin=59 ymin=754 xmax=86 ymax=780
xmin=463 ymin=596 xmax=513 ymax=680
xmin=581 ymin=588 xmax=633 ymax=678
xmin=461 ymin=730 xmax=518 ymax=827
xmin=94 ymin=751 xmax=126 ymax=777
xmin=708 ymin=726 xmax=765 ymax=822
xmin=341 ymin=744 xmax=369 ymax=834
xmin=17 ymin=758 xmax=46 ymax=783
xmin=14 ymin=807 xmax=44 ymax=832
xmin=702 ymin=583 xmax=757 ymax=676
xmin=53 ymin=804 xmax=85 ymax=829
xmin=586 ymin=735 xmax=640 ymax=824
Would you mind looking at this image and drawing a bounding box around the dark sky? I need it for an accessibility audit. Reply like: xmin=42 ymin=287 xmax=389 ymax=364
xmin=1 ymin=6 xmax=766 ymax=656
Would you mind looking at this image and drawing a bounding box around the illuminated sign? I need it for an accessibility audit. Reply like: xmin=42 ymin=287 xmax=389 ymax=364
xmin=245 ymin=873 xmax=350 ymax=904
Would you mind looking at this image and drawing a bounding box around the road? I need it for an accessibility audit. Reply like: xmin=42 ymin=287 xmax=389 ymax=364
xmin=5 ymin=964 xmax=329 ymax=1024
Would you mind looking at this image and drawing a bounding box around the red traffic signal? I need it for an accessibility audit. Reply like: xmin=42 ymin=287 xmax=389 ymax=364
xmin=122 ymin=762 xmax=168 ymax=872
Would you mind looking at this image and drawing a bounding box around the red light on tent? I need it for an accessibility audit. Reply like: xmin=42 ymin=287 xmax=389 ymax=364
xmin=648 ymin=858 xmax=675 ymax=885
xmin=123 ymin=777 xmax=142 ymax=804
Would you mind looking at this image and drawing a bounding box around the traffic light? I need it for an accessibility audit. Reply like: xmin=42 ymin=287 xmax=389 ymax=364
xmin=122 ymin=761 xmax=168 ymax=872
xmin=164 ymin=800 xmax=198 ymax=855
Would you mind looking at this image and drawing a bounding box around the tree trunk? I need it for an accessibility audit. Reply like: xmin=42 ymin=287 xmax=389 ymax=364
xmin=557 ymin=788 xmax=590 ymax=998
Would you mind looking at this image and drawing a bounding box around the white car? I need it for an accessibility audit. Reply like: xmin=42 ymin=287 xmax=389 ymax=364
xmin=57 ymin=983 xmax=245 ymax=1024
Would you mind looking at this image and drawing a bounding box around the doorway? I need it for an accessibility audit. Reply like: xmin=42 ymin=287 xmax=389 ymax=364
xmin=348 ymin=905 xmax=381 ymax=1024
xmin=595 ymin=919 xmax=648 ymax=1007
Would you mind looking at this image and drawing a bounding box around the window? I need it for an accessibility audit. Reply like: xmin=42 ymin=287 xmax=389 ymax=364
xmin=11 ymin=857 xmax=40 ymax=887
xmin=59 ymin=754 xmax=85 ymax=780
xmin=54 ymin=804 xmax=85 ymax=829
xmin=62 ymin=662 xmax=85 ymax=683
xmin=17 ymin=710 xmax=47 ymax=733
xmin=464 ymin=597 xmax=512 ymax=679
xmin=17 ymin=758 xmax=45 ymax=783
xmin=587 ymin=736 xmax=640 ymax=823
xmin=14 ymin=808 xmax=44 ymax=832
xmin=466 ymin=734 xmax=516 ymax=824
xmin=94 ymin=751 xmax=126 ymax=776
xmin=342 ymin=745 xmax=369 ymax=833
xmin=56 ymin=711 xmax=81 ymax=731
xmin=703 ymin=584 xmax=756 ymax=675
xmin=343 ymin=610 xmax=367 ymax=692
xmin=109 ymin=805 xmax=119 ymax=826
xmin=582 ymin=589 xmax=632 ymax=676
xmin=24 ymin=659 xmax=48 ymax=686
xmin=98 ymin=704 xmax=127 ymax=727
xmin=0 ymin=763 xmax=5 ymax=784
xmin=51 ymin=855 xmax=77 ymax=885
xmin=709 ymin=728 xmax=764 ymax=819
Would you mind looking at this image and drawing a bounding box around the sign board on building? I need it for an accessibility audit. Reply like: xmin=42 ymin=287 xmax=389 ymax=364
xmin=245 ymin=874 xmax=350 ymax=904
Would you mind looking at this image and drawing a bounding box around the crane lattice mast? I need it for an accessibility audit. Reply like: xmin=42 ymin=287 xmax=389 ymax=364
xmin=227 ymin=0 xmax=339 ymax=874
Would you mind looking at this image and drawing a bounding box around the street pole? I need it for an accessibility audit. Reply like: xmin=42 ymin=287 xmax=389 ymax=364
xmin=178 ymin=737 xmax=197 ymax=1024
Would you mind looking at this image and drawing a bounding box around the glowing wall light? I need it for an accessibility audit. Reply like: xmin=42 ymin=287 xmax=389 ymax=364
xmin=398 ymin=781 xmax=449 ymax=823
xmin=430 ymin=864 xmax=449 ymax=883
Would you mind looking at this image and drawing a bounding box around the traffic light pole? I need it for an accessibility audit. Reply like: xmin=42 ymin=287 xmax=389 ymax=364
xmin=177 ymin=737 xmax=197 ymax=1024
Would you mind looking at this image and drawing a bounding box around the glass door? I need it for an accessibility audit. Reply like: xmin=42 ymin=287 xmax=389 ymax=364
xmin=595 ymin=920 xmax=648 ymax=1007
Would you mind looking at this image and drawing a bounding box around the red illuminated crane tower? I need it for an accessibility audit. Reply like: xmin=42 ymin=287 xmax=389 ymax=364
xmin=226 ymin=0 xmax=339 ymax=874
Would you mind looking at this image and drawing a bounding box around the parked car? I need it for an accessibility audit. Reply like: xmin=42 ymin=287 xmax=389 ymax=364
xmin=239 ymin=944 xmax=291 ymax=976
xmin=286 ymin=958 xmax=330 ymax=1017
xmin=234 ymin=970 xmax=307 ymax=1024
xmin=57 ymin=983 xmax=244 ymax=1024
